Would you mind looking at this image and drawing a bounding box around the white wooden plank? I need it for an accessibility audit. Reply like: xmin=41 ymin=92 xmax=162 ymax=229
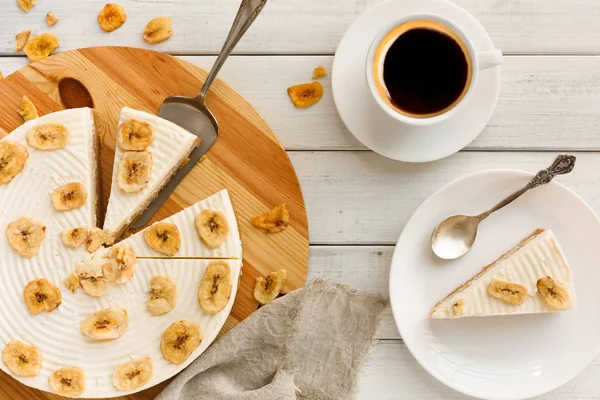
xmin=1 ymin=0 xmax=600 ymax=54
xmin=307 ymin=245 xmax=399 ymax=339
xmin=360 ymin=340 xmax=600 ymax=399
xmin=3 ymin=55 xmax=600 ymax=151
xmin=292 ymin=151 xmax=600 ymax=244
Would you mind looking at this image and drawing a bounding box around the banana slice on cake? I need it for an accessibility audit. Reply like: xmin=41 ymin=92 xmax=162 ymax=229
xmin=0 ymin=141 xmax=29 ymax=185
xmin=51 ymin=182 xmax=88 ymax=211
xmin=103 ymin=245 xmax=137 ymax=284
xmin=48 ymin=367 xmax=86 ymax=396
xmin=64 ymin=271 xmax=80 ymax=293
xmin=112 ymin=357 xmax=154 ymax=391
xmin=143 ymin=222 xmax=181 ymax=256
xmin=6 ymin=217 xmax=46 ymax=258
xmin=80 ymin=277 xmax=109 ymax=297
xmin=147 ymin=275 xmax=178 ymax=316
xmin=198 ymin=261 xmax=232 ymax=315
xmin=117 ymin=151 xmax=153 ymax=193
xmin=254 ymin=269 xmax=287 ymax=305
xmin=195 ymin=210 xmax=230 ymax=249
xmin=2 ymin=340 xmax=42 ymax=377
xmin=80 ymin=307 xmax=129 ymax=340
xmin=537 ymin=276 xmax=571 ymax=310
xmin=26 ymin=123 xmax=70 ymax=150
xmin=23 ymin=278 xmax=61 ymax=315
xmin=61 ymin=226 xmax=88 ymax=248
xmin=118 ymin=119 xmax=154 ymax=151
xmin=86 ymin=227 xmax=109 ymax=253
xmin=160 ymin=320 xmax=202 ymax=364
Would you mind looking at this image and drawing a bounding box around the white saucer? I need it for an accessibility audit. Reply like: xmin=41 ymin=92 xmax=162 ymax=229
xmin=389 ymin=170 xmax=600 ymax=399
xmin=331 ymin=0 xmax=500 ymax=162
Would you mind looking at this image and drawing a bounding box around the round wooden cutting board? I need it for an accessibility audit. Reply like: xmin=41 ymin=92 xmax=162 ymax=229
xmin=0 ymin=47 xmax=309 ymax=400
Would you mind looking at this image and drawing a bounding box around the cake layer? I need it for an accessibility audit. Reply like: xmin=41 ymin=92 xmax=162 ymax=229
xmin=431 ymin=229 xmax=576 ymax=319
xmin=119 ymin=189 xmax=243 ymax=259
xmin=103 ymin=107 xmax=198 ymax=242
xmin=0 ymin=108 xmax=98 ymax=272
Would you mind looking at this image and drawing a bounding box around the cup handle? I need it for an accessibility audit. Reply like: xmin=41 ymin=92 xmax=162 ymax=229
xmin=477 ymin=50 xmax=503 ymax=70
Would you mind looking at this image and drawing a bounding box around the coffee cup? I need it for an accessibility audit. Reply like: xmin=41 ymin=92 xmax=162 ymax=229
xmin=366 ymin=13 xmax=502 ymax=126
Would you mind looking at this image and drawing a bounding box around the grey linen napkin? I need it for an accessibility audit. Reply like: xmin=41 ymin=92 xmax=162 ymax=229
xmin=156 ymin=279 xmax=389 ymax=400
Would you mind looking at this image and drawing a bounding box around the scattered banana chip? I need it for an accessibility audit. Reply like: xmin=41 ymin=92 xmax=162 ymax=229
xmin=0 ymin=140 xmax=29 ymax=185
xmin=23 ymin=278 xmax=61 ymax=315
xmin=147 ymin=275 xmax=178 ymax=316
xmin=27 ymin=123 xmax=71 ymax=150
xmin=198 ymin=261 xmax=232 ymax=315
xmin=81 ymin=306 xmax=129 ymax=340
xmin=80 ymin=277 xmax=109 ymax=297
xmin=251 ymin=204 xmax=290 ymax=233
xmin=46 ymin=12 xmax=59 ymax=27
xmin=106 ymin=245 xmax=137 ymax=284
xmin=254 ymin=269 xmax=287 ymax=305
xmin=160 ymin=320 xmax=202 ymax=364
xmin=117 ymin=151 xmax=153 ymax=193
xmin=287 ymin=82 xmax=323 ymax=108
xmin=113 ymin=357 xmax=153 ymax=391
xmin=86 ymin=227 xmax=109 ymax=253
xmin=98 ymin=3 xmax=127 ymax=32
xmin=312 ymin=65 xmax=327 ymax=79
xmin=48 ymin=367 xmax=85 ymax=396
xmin=487 ymin=279 xmax=527 ymax=305
xmin=452 ymin=299 xmax=465 ymax=317
xmin=18 ymin=95 xmax=38 ymax=122
xmin=52 ymin=182 xmax=88 ymax=211
xmin=17 ymin=0 xmax=35 ymax=12
xmin=64 ymin=271 xmax=80 ymax=293
xmin=119 ymin=119 xmax=154 ymax=151
xmin=6 ymin=217 xmax=46 ymax=258
xmin=15 ymin=30 xmax=31 ymax=52
xmin=537 ymin=276 xmax=571 ymax=310
xmin=143 ymin=16 xmax=173 ymax=44
xmin=195 ymin=210 xmax=230 ymax=249
xmin=143 ymin=222 xmax=181 ymax=256
xmin=2 ymin=340 xmax=42 ymax=377
xmin=61 ymin=226 xmax=88 ymax=248
xmin=24 ymin=33 xmax=59 ymax=62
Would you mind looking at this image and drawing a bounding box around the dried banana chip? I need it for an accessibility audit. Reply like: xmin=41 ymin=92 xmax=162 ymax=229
xmin=312 ymin=65 xmax=327 ymax=79
xmin=18 ymin=95 xmax=38 ymax=122
xmin=15 ymin=30 xmax=31 ymax=52
xmin=487 ymin=279 xmax=527 ymax=305
xmin=252 ymin=204 xmax=290 ymax=233
xmin=160 ymin=320 xmax=202 ymax=364
xmin=6 ymin=217 xmax=46 ymax=258
xmin=24 ymin=33 xmax=59 ymax=62
xmin=144 ymin=222 xmax=181 ymax=256
xmin=254 ymin=269 xmax=286 ymax=305
xmin=117 ymin=151 xmax=153 ymax=193
xmin=0 ymin=141 xmax=29 ymax=185
xmin=48 ymin=367 xmax=86 ymax=396
xmin=287 ymin=82 xmax=323 ymax=108
xmin=119 ymin=119 xmax=154 ymax=150
xmin=537 ymin=276 xmax=571 ymax=310
xmin=147 ymin=275 xmax=178 ymax=316
xmin=113 ymin=357 xmax=153 ymax=391
xmin=2 ymin=340 xmax=42 ymax=377
xmin=98 ymin=4 xmax=127 ymax=32
xmin=46 ymin=12 xmax=59 ymax=27
xmin=86 ymin=227 xmax=110 ymax=253
xmin=64 ymin=271 xmax=80 ymax=293
xmin=23 ymin=278 xmax=61 ymax=315
xmin=17 ymin=0 xmax=35 ymax=12
xmin=143 ymin=16 xmax=173 ymax=44
xmin=80 ymin=306 xmax=129 ymax=340
xmin=27 ymin=123 xmax=71 ymax=150
xmin=61 ymin=226 xmax=88 ymax=248
xmin=198 ymin=261 xmax=232 ymax=314
xmin=51 ymin=182 xmax=88 ymax=211
xmin=195 ymin=210 xmax=229 ymax=249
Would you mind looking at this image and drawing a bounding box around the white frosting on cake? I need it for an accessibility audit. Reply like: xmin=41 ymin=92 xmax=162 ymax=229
xmin=103 ymin=107 xmax=198 ymax=241
xmin=431 ymin=229 xmax=576 ymax=319
xmin=0 ymin=108 xmax=97 ymax=274
xmin=119 ymin=189 xmax=243 ymax=259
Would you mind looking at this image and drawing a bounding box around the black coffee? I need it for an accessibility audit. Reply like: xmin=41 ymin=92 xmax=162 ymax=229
xmin=382 ymin=27 xmax=469 ymax=116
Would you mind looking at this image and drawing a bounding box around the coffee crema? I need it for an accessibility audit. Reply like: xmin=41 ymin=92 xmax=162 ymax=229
xmin=372 ymin=20 xmax=472 ymax=118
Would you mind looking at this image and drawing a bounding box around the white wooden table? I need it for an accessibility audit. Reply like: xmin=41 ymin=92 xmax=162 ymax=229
xmin=2 ymin=0 xmax=600 ymax=398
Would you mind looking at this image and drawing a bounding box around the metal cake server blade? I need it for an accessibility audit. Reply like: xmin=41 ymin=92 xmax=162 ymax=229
xmin=132 ymin=0 xmax=268 ymax=229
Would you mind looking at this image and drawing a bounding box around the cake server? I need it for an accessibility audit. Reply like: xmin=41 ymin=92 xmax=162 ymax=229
xmin=132 ymin=0 xmax=267 ymax=229
xmin=431 ymin=154 xmax=576 ymax=260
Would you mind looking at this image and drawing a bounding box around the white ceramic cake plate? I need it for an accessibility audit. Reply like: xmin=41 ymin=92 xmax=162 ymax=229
xmin=389 ymin=170 xmax=600 ymax=399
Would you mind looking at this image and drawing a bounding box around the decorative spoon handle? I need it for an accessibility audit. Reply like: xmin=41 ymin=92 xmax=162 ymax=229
xmin=478 ymin=154 xmax=576 ymax=220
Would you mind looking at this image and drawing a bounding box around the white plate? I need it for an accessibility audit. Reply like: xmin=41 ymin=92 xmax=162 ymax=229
xmin=389 ymin=170 xmax=600 ymax=399
xmin=331 ymin=0 xmax=500 ymax=162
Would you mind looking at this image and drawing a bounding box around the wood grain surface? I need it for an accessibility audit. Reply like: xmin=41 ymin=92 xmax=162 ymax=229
xmin=0 ymin=46 xmax=309 ymax=400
